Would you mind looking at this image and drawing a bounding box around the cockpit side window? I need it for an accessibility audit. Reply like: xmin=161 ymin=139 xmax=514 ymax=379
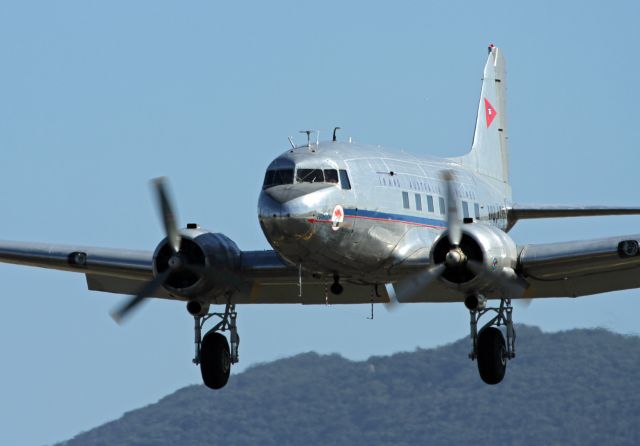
xmin=263 ymin=169 xmax=294 ymax=189
xmin=263 ymin=170 xmax=274 ymax=188
xmin=324 ymin=169 xmax=339 ymax=184
xmin=296 ymin=169 xmax=324 ymax=183
xmin=339 ymin=169 xmax=351 ymax=190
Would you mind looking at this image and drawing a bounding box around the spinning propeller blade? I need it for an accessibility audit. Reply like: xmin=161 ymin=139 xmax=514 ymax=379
xmin=111 ymin=270 xmax=171 ymax=324
xmin=387 ymin=264 xmax=446 ymax=306
xmin=153 ymin=177 xmax=181 ymax=254
xmin=110 ymin=177 xmax=194 ymax=324
xmin=442 ymin=170 xmax=462 ymax=246
xmin=466 ymin=260 xmax=528 ymax=298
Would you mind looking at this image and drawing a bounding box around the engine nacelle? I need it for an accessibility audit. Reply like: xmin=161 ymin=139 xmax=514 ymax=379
xmin=153 ymin=227 xmax=242 ymax=299
xmin=431 ymin=223 xmax=518 ymax=293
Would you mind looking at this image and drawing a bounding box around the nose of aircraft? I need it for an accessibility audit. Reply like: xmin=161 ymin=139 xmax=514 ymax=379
xmin=258 ymin=188 xmax=320 ymax=248
xmin=265 ymin=183 xmax=333 ymax=204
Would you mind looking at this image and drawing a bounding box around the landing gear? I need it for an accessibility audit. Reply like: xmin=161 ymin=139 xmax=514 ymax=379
xmin=200 ymin=332 xmax=231 ymax=389
xmin=468 ymin=296 xmax=515 ymax=385
xmin=477 ymin=327 xmax=506 ymax=384
xmin=330 ymin=274 xmax=343 ymax=295
xmin=192 ymin=302 xmax=240 ymax=390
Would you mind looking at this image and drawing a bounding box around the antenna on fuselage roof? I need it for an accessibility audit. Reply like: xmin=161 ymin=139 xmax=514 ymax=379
xmin=287 ymin=136 xmax=295 ymax=149
xmin=333 ymin=126 xmax=341 ymax=142
xmin=299 ymin=130 xmax=319 ymax=151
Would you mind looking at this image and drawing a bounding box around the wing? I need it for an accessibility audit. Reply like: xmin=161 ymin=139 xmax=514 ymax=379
xmin=0 ymin=239 xmax=175 ymax=298
xmin=237 ymin=250 xmax=390 ymax=304
xmin=0 ymin=241 xmax=390 ymax=304
xmin=518 ymin=234 xmax=640 ymax=298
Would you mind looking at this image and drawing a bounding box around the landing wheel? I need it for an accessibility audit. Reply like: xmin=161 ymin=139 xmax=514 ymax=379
xmin=477 ymin=327 xmax=507 ymax=385
xmin=330 ymin=274 xmax=344 ymax=295
xmin=200 ymin=331 xmax=231 ymax=390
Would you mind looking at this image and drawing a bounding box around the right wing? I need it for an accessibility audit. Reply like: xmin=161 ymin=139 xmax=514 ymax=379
xmin=518 ymin=234 xmax=640 ymax=298
xmin=0 ymin=241 xmax=390 ymax=305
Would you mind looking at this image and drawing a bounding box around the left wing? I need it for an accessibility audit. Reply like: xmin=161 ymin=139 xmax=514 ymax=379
xmin=518 ymin=234 xmax=640 ymax=298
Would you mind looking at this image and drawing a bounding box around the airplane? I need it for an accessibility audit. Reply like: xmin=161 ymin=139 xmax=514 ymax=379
xmin=3 ymin=44 xmax=640 ymax=390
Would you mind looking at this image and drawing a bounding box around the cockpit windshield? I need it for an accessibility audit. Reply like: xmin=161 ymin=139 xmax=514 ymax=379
xmin=262 ymin=169 xmax=294 ymax=189
xmin=296 ymin=169 xmax=324 ymax=183
xmin=296 ymin=168 xmax=339 ymax=184
xmin=263 ymin=167 xmax=348 ymax=189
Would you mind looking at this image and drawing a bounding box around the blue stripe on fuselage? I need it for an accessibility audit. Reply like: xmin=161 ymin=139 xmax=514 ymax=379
xmin=343 ymin=208 xmax=447 ymax=229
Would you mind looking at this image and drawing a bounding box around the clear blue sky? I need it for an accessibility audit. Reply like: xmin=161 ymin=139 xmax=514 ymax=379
xmin=1 ymin=1 xmax=639 ymax=444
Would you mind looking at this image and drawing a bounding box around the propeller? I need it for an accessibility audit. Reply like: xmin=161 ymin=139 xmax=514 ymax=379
xmin=385 ymin=264 xmax=445 ymax=309
xmin=111 ymin=270 xmax=171 ymax=324
xmin=386 ymin=170 xmax=527 ymax=307
xmin=442 ymin=170 xmax=461 ymax=247
xmin=153 ymin=177 xmax=181 ymax=254
xmin=110 ymin=177 xmax=186 ymax=324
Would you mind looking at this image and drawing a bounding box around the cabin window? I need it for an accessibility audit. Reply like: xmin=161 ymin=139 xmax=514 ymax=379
xmin=339 ymin=169 xmax=352 ymax=190
xmin=438 ymin=197 xmax=445 ymax=215
xmin=324 ymin=169 xmax=339 ymax=184
xmin=263 ymin=169 xmax=294 ymax=189
xmin=415 ymin=194 xmax=422 ymax=211
xmin=426 ymin=195 xmax=434 ymax=213
xmin=474 ymin=203 xmax=480 ymax=219
xmin=296 ymin=169 xmax=324 ymax=183
xmin=462 ymin=201 xmax=470 ymax=219
xmin=402 ymin=192 xmax=410 ymax=209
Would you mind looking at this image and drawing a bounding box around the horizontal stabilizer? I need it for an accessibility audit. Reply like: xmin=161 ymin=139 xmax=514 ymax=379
xmin=507 ymin=205 xmax=640 ymax=230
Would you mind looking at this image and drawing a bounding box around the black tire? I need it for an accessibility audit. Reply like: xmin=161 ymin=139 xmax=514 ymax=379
xmin=330 ymin=282 xmax=344 ymax=295
xmin=200 ymin=331 xmax=231 ymax=390
xmin=477 ymin=327 xmax=507 ymax=385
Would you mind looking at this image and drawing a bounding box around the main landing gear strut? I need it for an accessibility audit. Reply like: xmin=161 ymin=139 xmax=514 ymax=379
xmin=192 ymin=302 xmax=240 ymax=390
xmin=467 ymin=296 xmax=515 ymax=385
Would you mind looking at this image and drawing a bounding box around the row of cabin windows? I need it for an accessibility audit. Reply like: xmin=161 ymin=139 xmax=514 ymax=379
xmin=402 ymin=192 xmax=481 ymax=219
xmin=263 ymin=168 xmax=351 ymax=190
xmin=384 ymin=175 xmax=478 ymax=201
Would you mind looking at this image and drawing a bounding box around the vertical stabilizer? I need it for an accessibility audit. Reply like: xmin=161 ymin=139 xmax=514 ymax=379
xmin=456 ymin=45 xmax=509 ymax=184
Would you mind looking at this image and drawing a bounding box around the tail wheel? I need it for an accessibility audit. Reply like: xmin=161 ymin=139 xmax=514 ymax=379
xmin=200 ymin=331 xmax=231 ymax=389
xmin=477 ymin=327 xmax=507 ymax=385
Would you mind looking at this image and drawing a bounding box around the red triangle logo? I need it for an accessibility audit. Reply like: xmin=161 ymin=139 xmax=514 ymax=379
xmin=484 ymin=98 xmax=497 ymax=128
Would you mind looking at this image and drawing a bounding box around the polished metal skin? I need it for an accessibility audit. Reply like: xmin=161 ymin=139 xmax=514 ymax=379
xmin=258 ymin=141 xmax=513 ymax=292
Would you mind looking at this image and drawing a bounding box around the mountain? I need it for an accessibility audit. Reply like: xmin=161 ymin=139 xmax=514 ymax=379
xmin=57 ymin=326 xmax=640 ymax=446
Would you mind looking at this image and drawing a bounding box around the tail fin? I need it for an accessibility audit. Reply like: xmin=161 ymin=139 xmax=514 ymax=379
xmin=455 ymin=45 xmax=509 ymax=184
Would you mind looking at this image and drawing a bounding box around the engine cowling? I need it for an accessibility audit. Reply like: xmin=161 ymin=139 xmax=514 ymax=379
xmin=153 ymin=227 xmax=242 ymax=299
xmin=431 ymin=223 xmax=518 ymax=293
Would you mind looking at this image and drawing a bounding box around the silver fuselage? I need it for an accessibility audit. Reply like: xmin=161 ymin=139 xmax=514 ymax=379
xmin=258 ymin=141 xmax=511 ymax=284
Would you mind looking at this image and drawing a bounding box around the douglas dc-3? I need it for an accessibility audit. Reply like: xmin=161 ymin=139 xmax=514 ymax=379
xmin=4 ymin=45 xmax=640 ymax=389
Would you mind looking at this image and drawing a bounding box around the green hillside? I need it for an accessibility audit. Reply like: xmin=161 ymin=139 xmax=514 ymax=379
xmin=57 ymin=326 xmax=640 ymax=446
